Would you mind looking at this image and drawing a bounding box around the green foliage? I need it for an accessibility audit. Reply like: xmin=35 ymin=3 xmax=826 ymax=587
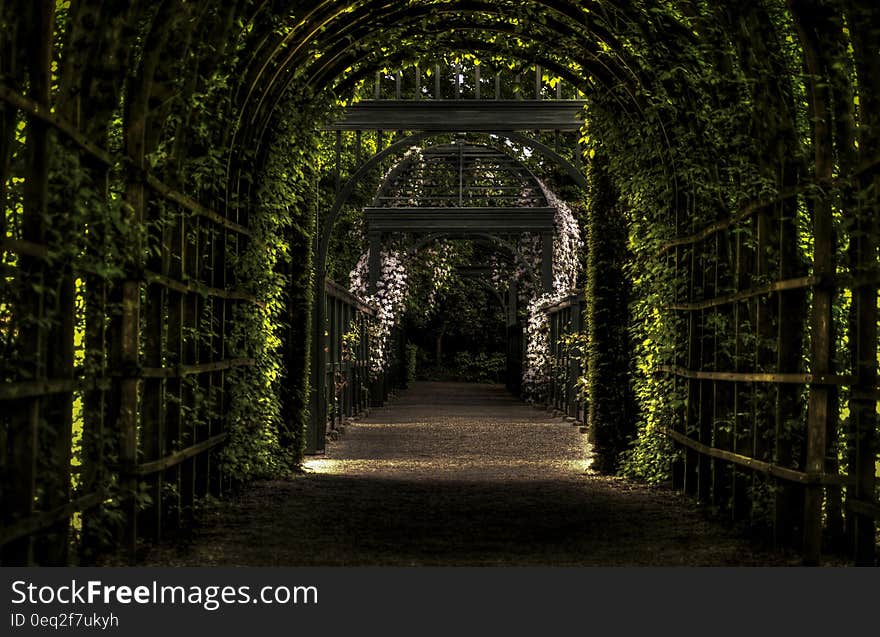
xmin=452 ymin=351 xmax=507 ymax=384
xmin=583 ymin=152 xmax=637 ymax=474
xmin=576 ymin=1 xmax=816 ymax=488
xmin=3 ymin=0 xmax=878 ymax=564
xmin=406 ymin=342 xmax=419 ymax=384
xmin=220 ymin=97 xmax=326 ymax=478
xmin=401 ymin=241 xmax=508 ymax=382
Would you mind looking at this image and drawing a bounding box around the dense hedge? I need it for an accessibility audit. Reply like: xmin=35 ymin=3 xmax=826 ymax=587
xmin=584 ymin=152 xmax=637 ymax=474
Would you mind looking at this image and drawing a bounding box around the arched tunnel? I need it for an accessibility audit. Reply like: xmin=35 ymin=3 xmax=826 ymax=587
xmin=0 ymin=1 xmax=878 ymax=568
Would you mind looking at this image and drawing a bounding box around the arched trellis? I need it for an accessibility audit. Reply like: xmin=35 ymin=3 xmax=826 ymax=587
xmin=0 ymin=1 xmax=877 ymax=569
xmin=316 ymin=131 xmax=587 ymax=278
xmin=361 ymin=141 xmax=558 ymax=293
xmin=237 ymin=1 xmax=640 ymax=129
xmin=227 ymin=0 xmax=686 ymax=205
xmin=224 ymin=5 xmax=684 ymax=303
xmin=222 ymin=2 xmax=687 ymax=279
xmin=310 ymin=122 xmax=584 ymax=454
xmin=227 ymin=10 xmax=689 ymax=497
xmin=370 ymin=142 xmax=550 ymax=207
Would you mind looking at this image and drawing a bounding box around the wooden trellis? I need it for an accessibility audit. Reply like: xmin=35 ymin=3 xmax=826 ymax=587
xmin=0 ymin=84 xmax=259 ymax=564
xmin=318 ymin=280 xmax=378 ymax=451
xmin=659 ymin=179 xmax=879 ymax=564
xmin=542 ymin=291 xmax=587 ymax=423
xmin=314 ymin=63 xmax=587 ymax=453
xmin=2 ymin=1 xmax=875 ymax=570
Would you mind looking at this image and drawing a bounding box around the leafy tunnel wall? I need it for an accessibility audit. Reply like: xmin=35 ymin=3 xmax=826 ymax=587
xmin=0 ymin=1 xmax=877 ymax=566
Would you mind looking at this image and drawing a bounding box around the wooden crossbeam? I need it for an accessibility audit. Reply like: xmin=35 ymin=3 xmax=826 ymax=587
xmin=660 ymin=428 xmax=850 ymax=486
xmin=327 ymin=100 xmax=587 ymax=132
xmin=364 ymin=207 xmax=555 ymax=232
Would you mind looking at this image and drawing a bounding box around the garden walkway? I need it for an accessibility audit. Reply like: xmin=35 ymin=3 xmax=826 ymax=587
xmin=142 ymin=382 xmax=798 ymax=566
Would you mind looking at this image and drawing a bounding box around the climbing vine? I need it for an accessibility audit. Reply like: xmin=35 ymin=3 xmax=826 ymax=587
xmin=2 ymin=0 xmax=878 ymax=566
xmin=520 ymin=182 xmax=584 ymax=402
xmin=350 ymin=248 xmax=410 ymax=376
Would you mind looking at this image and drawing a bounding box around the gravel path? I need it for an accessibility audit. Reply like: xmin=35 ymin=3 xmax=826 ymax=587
xmin=142 ymin=382 xmax=799 ymax=566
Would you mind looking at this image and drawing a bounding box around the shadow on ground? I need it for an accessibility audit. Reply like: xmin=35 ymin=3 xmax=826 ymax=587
xmin=141 ymin=382 xmax=800 ymax=566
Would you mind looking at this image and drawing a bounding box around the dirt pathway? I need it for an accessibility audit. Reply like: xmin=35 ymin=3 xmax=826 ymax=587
xmin=142 ymin=382 xmax=798 ymax=566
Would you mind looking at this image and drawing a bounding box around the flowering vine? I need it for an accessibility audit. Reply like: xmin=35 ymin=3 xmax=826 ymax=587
xmin=519 ymin=180 xmax=584 ymax=401
xmin=350 ymin=248 xmax=409 ymax=375
xmin=348 ymin=165 xmax=583 ymax=396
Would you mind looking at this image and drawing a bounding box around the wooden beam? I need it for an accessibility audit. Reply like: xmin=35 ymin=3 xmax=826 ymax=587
xmin=327 ymin=100 xmax=587 ymax=132
xmin=660 ymin=428 xmax=848 ymax=486
xmin=325 ymin=279 xmax=377 ymax=315
xmin=144 ymin=270 xmax=263 ymax=306
xmin=140 ymin=358 xmax=256 ymax=379
xmin=0 ymin=491 xmax=106 ymax=547
xmin=131 ymin=433 xmax=228 ymax=476
xmin=364 ymin=207 xmax=556 ymax=233
xmin=665 ymin=276 xmax=820 ymax=311
xmin=658 ymin=365 xmax=852 ymax=386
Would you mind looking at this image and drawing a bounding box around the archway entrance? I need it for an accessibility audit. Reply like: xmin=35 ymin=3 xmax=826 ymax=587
xmin=308 ymin=65 xmax=590 ymax=454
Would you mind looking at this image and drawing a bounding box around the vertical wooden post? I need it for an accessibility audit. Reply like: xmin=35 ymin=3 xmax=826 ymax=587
xmin=3 ymin=2 xmax=52 ymax=566
xmin=165 ymin=208 xmax=184 ymax=528
xmin=119 ymin=154 xmax=145 ymax=560
xmin=79 ymin=166 xmax=112 ymax=563
xmin=195 ymin=222 xmax=212 ymax=500
xmin=335 ymin=130 xmax=342 ymax=194
xmin=792 ymin=8 xmax=836 ymax=564
xmin=210 ymin=223 xmax=224 ymax=498
xmin=568 ymin=297 xmax=582 ymax=417
xmin=732 ymin=220 xmax=754 ymax=521
xmin=118 ymin=273 xmax=141 ymax=560
xmin=506 ymin=279 xmax=519 ymax=394
xmin=752 ymin=207 xmax=775 ymax=536
xmin=847 ymin=4 xmax=879 ymax=566
xmin=773 ymin=187 xmax=808 ymax=548
xmin=803 ymin=197 xmax=833 ymax=565
xmin=141 ymin=216 xmax=166 ymax=542
xmin=684 ymin=233 xmax=699 ymax=496
xmin=179 ymin=214 xmax=199 ymax=524
xmin=309 ymin=274 xmax=327 ymax=454
xmin=34 ymin=0 xmax=73 ymax=566
xmin=849 ymin=185 xmax=878 ymax=565
xmin=671 ymin=243 xmax=684 ymax=491
xmin=331 ymin=295 xmax=339 ymax=429
xmin=697 ymin=239 xmax=713 ymax=505
xmin=710 ymin=235 xmax=720 ymax=509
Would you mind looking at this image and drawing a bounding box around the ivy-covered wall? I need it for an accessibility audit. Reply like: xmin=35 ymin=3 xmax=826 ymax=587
xmin=584 ymin=152 xmax=637 ymax=474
